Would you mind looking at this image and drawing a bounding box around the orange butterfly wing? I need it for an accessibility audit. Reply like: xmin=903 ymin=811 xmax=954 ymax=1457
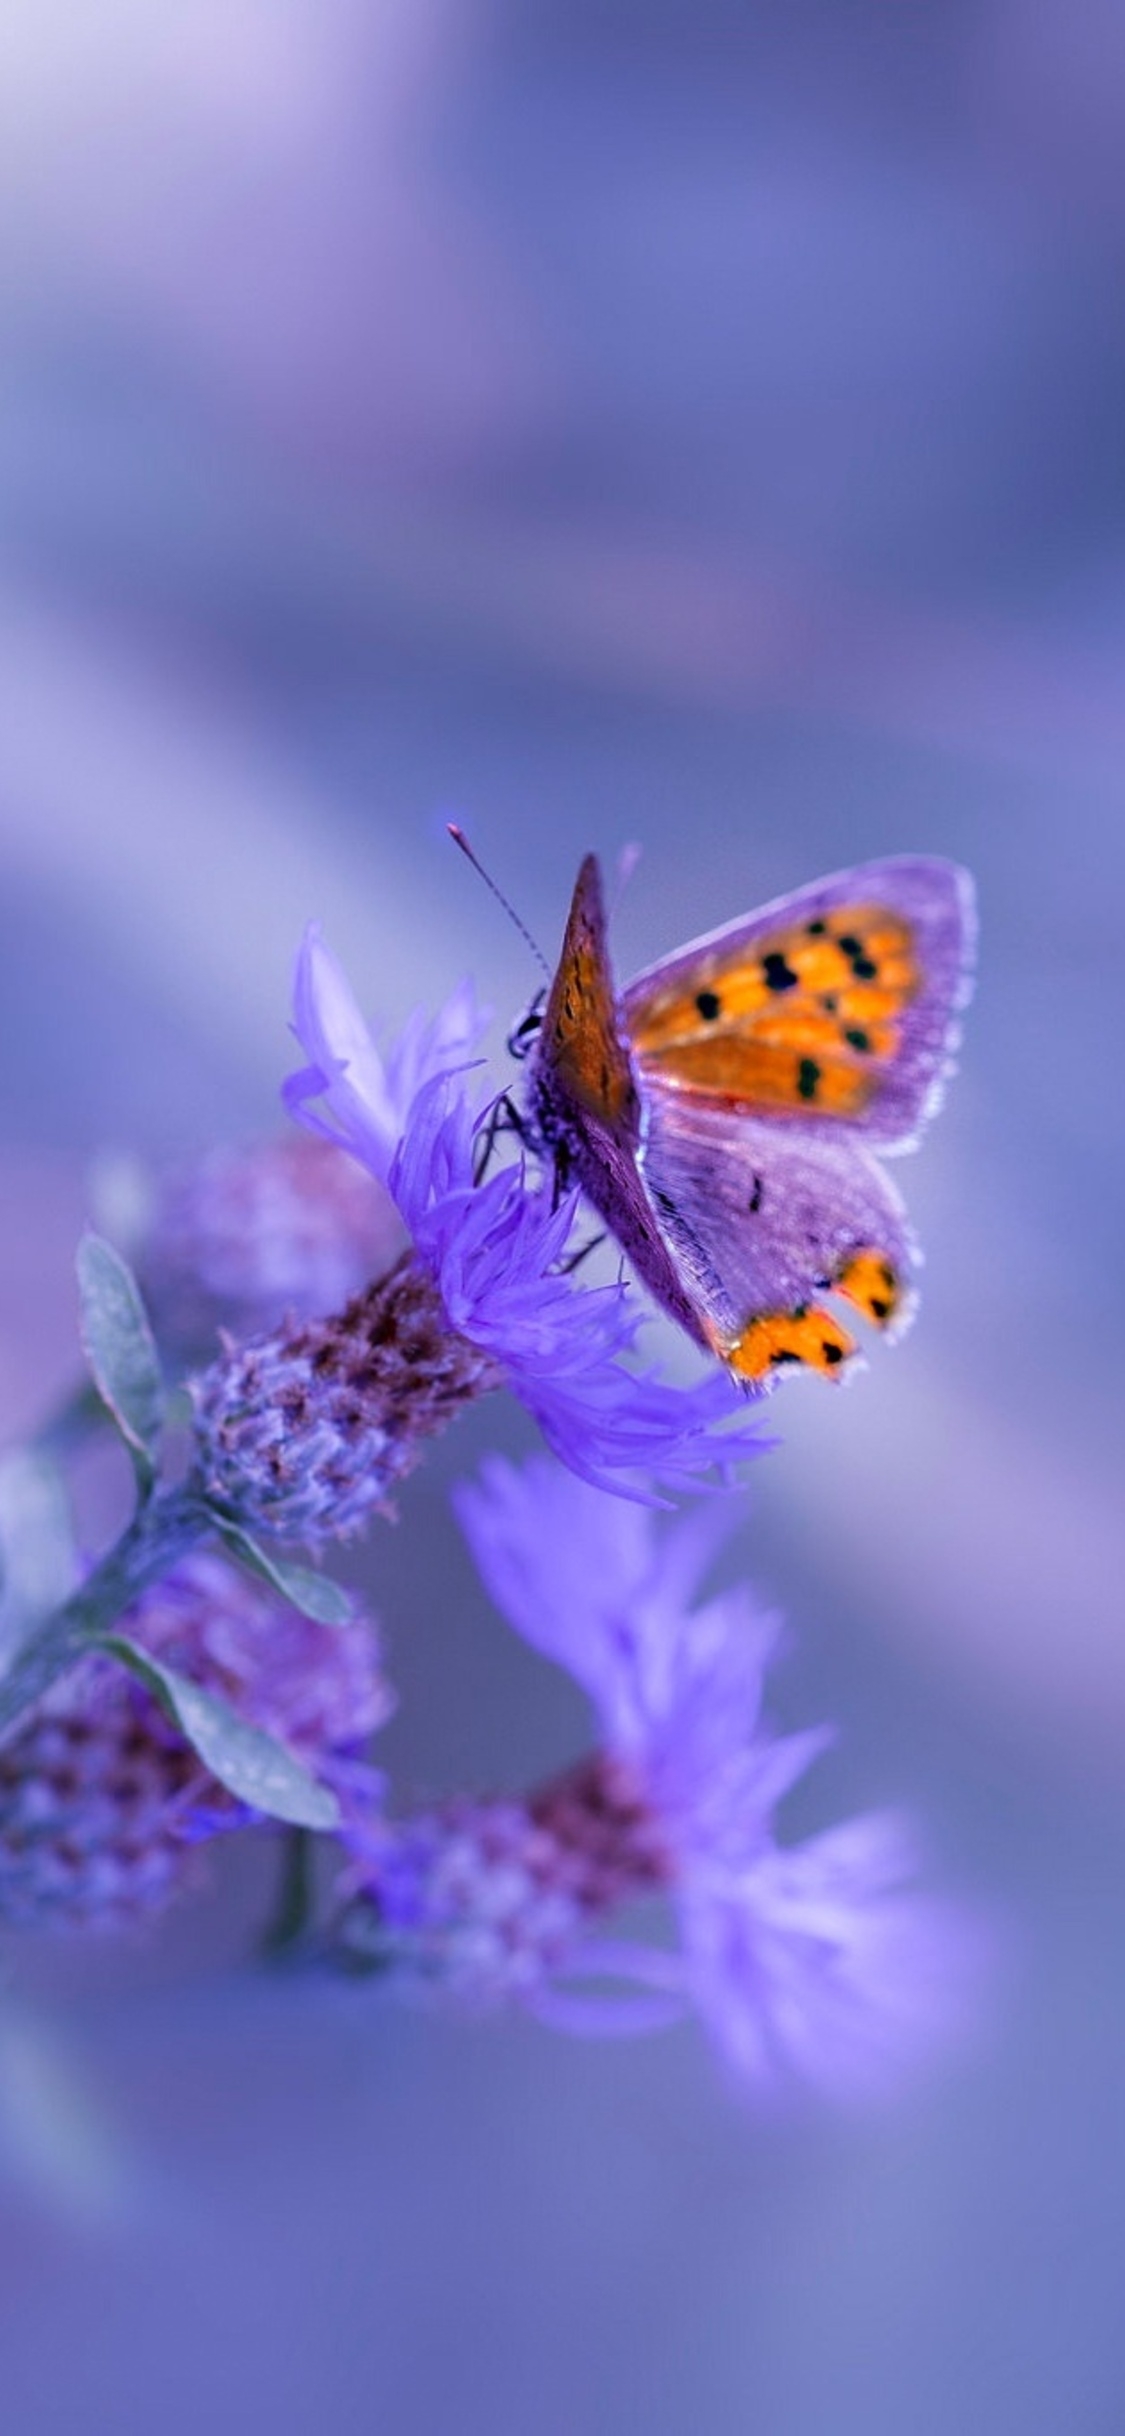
xmin=533 ymin=856 xmax=974 ymax=1391
xmin=625 ymin=904 xmax=918 ymax=1121
xmin=539 ymin=854 xmax=639 ymax=1134
xmin=533 ymin=857 xmax=708 ymax=1348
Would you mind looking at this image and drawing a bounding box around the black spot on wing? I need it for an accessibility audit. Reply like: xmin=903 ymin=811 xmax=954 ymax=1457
xmin=797 ymin=1058 xmax=821 ymax=1101
xmin=836 ymin=932 xmax=879 ymax=982
xmin=762 ymin=952 xmax=798 ymax=994
xmin=695 ymin=989 xmax=722 ymax=1022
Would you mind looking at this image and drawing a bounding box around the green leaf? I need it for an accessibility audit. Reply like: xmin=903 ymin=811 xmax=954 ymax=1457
xmin=99 ymin=1636 xmax=340 ymax=1831
xmin=214 ymin=1521 xmax=353 ymax=1627
xmin=76 ymin=1235 xmax=165 ymax=1471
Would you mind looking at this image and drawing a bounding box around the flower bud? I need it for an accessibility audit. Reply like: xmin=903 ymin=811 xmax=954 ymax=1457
xmin=191 ymin=1257 xmax=501 ymax=1544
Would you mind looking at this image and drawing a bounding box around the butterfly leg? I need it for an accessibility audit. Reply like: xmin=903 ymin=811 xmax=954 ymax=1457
xmin=545 ymin=1137 xmax=577 ymax=1211
xmin=559 ymin=1230 xmax=608 ymax=1277
xmin=473 ymin=1092 xmax=532 ymax=1184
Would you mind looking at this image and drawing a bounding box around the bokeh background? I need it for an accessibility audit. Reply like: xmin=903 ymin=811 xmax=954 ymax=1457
xmin=2 ymin=2 xmax=1125 ymax=2429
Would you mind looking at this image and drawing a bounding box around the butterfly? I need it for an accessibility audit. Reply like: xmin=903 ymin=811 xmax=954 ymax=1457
xmin=529 ymin=853 xmax=976 ymax=1390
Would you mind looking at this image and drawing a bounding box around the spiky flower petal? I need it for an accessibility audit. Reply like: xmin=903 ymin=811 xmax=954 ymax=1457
xmin=283 ymin=926 xmax=489 ymax=1189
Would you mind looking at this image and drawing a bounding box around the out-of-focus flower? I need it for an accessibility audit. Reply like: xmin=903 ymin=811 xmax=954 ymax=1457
xmin=344 ymin=1456 xmax=972 ymax=2098
xmin=0 ymin=1553 xmax=388 ymax=1931
xmin=191 ymin=936 xmax=766 ymax=1544
xmin=137 ymin=1133 xmax=405 ymax=1351
xmin=339 ymin=1755 xmax=671 ymax=2011
xmin=340 ymin=1796 xmax=593 ymax=2005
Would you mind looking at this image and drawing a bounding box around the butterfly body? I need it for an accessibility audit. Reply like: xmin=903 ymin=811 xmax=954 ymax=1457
xmin=531 ymin=852 xmax=975 ymax=1390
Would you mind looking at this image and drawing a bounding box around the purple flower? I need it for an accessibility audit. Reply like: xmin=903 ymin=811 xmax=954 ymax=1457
xmin=283 ymin=923 xmax=489 ymax=1190
xmin=264 ymin=926 xmax=768 ymax=1507
xmin=388 ymin=1080 xmax=767 ymax=1496
xmin=358 ymin=1454 xmax=972 ymax=2098
xmin=195 ymin=932 xmax=768 ymax=1542
xmin=0 ymin=1555 xmax=389 ymax=1931
xmin=680 ymin=1811 xmax=969 ymax=2100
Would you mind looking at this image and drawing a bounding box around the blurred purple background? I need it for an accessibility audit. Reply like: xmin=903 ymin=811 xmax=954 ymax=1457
xmin=2 ymin=2 xmax=1125 ymax=2429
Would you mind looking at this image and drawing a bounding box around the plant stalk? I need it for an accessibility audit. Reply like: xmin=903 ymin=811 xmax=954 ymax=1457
xmin=0 ymin=1481 xmax=212 ymax=1742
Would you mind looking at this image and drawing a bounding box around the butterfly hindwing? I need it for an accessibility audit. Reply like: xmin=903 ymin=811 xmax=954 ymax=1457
xmin=621 ymin=856 xmax=974 ymax=1150
xmin=639 ymin=1092 xmax=918 ymax=1386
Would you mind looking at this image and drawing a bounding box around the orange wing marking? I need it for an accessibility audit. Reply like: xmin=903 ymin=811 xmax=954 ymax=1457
xmin=721 ymin=1305 xmax=858 ymax=1383
xmin=834 ymin=1248 xmax=902 ymax=1328
xmin=627 ymin=905 xmax=919 ymax=1116
xmin=714 ymin=1243 xmax=904 ymax=1383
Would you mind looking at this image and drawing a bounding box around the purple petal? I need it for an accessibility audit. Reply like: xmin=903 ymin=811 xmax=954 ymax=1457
xmin=287 ymin=928 xmax=489 ymax=1190
xmin=680 ymin=1812 xmax=977 ymax=2101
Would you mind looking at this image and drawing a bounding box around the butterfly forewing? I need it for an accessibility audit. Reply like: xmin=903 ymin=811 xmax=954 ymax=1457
xmin=533 ymin=857 xmax=711 ymax=1349
xmin=539 ymin=854 xmax=639 ymax=1133
xmin=622 ymin=857 xmax=973 ymax=1149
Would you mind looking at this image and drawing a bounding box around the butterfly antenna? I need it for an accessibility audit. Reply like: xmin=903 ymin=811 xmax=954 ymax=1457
xmin=447 ymin=824 xmax=551 ymax=980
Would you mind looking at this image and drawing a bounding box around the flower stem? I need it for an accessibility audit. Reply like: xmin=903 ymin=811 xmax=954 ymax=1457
xmin=0 ymin=1481 xmax=212 ymax=1743
xmin=261 ymin=1827 xmax=316 ymax=1959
